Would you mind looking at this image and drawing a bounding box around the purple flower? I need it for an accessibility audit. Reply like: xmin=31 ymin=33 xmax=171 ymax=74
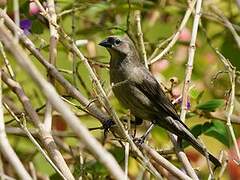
xmin=20 ymin=19 xmax=32 ymax=35
xmin=176 ymin=97 xmax=191 ymax=110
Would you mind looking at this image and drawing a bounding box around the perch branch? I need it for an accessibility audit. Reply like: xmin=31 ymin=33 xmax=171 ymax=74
xmin=0 ymin=23 xmax=126 ymax=180
xmin=149 ymin=0 xmax=197 ymax=64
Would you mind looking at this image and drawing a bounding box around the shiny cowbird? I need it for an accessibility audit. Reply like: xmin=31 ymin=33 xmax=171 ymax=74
xmin=99 ymin=36 xmax=221 ymax=167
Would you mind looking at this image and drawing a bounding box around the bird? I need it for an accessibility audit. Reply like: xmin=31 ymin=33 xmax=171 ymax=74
xmin=99 ymin=36 xmax=221 ymax=168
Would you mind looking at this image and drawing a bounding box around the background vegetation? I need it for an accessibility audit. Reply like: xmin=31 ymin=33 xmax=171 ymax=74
xmin=0 ymin=0 xmax=240 ymax=179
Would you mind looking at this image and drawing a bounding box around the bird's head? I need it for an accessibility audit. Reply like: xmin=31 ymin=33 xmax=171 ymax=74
xmin=99 ymin=36 xmax=133 ymax=57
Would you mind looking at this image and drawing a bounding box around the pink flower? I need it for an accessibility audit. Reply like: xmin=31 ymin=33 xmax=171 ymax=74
xmin=151 ymin=59 xmax=169 ymax=75
xmin=29 ymin=1 xmax=40 ymax=16
xmin=179 ymin=28 xmax=191 ymax=42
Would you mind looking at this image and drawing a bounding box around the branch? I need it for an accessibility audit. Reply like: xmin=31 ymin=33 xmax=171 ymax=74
xmin=2 ymin=71 xmax=74 ymax=180
xmin=215 ymin=50 xmax=240 ymax=162
xmin=200 ymin=23 xmax=240 ymax=163
xmin=149 ymin=0 xmax=197 ymax=64
xmin=0 ymin=23 xmax=125 ymax=180
xmin=3 ymin=102 xmax=66 ymax=180
xmin=140 ymin=143 xmax=192 ymax=180
xmin=0 ymin=72 xmax=32 ymax=180
xmin=180 ymin=0 xmax=202 ymax=122
xmin=210 ymin=6 xmax=240 ymax=49
xmin=134 ymin=10 xmax=148 ymax=68
xmin=44 ymin=0 xmax=59 ymax=132
xmin=0 ymin=9 xmax=162 ymax=178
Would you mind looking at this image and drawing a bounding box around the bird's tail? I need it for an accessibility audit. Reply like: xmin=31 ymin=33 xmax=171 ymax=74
xmin=164 ymin=117 xmax=221 ymax=168
xmin=179 ymin=121 xmax=221 ymax=168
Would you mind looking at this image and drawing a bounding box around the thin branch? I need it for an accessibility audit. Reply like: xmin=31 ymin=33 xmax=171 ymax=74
xmin=3 ymin=103 xmax=66 ymax=180
xmin=0 ymin=42 xmax=15 ymax=79
xmin=0 ymin=24 xmax=125 ymax=180
xmin=13 ymin=0 xmax=19 ymax=41
xmin=21 ymin=3 xmax=162 ymax=176
xmin=124 ymin=118 xmax=130 ymax=180
xmin=140 ymin=143 xmax=192 ymax=180
xmin=29 ymin=162 xmax=37 ymax=180
xmin=169 ymin=134 xmax=199 ymax=180
xmin=198 ymin=138 xmax=213 ymax=178
xmin=210 ymin=6 xmax=240 ymax=49
xmin=167 ymin=0 xmax=203 ymax=179
xmin=200 ymin=23 xmax=240 ymax=163
xmin=180 ymin=0 xmax=202 ymax=122
xmin=44 ymin=0 xmax=59 ymax=132
xmin=0 ymin=8 xmax=162 ymax=178
xmin=0 ymin=72 xmax=32 ymax=180
xmin=149 ymin=0 xmax=197 ymax=64
xmin=2 ymin=70 xmax=74 ymax=180
xmin=134 ymin=10 xmax=148 ymax=68
xmin=217 ymin=151 xmax=228 ymax=179
xmin=215 ymin=50 xmax=240 ymax=162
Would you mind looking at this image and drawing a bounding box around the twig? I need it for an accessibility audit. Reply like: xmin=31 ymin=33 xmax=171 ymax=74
xmin=0 ymin=10 xmax=109 ymax=122
xmin=198 ymin=138 xmax=213 ymax=178
xmin=29 ymin=162 xmax=37 ymax=180
xmin=200 ymin=23 xmax=240 ymax=163
xmin=210 ymin=6 xmax=240 ymax=49
xmin=71 ymin=2 xmax=78 ymax=87
xmin=149 ymin=0 xmax=197 ymax=64
xmin=217 ymin=151 xmax=228 ymax=179
xmin=13 ymin=0 xmax=19 ymax=41
xmin=0 ymin=173 xmax=16 ymax=180
xmin=0 ymin=9 xmax=162 ymax=178
xmin=124 ymin=118 xmax=130 ymax=180
xmin=0 ymin=42 xmax=15 ymax=79
xmin=180 ymin=0 xmax=202 ymax=122
xmin=0 ymin=154 xmax=4 ymax=180
xmin=134 ymin=10 xmax=148 ymax=68
xmin=169 ymin=134 xmax=199 ymax=180
xmin=0 ymin=24 xmax=125 ymax=180
xmin=0 ymin=72 xmax=32 ymax=180
xmin=44 ymin=0 xmax=59 ymax=132
xmin=3 ymin=103 xmax=67 ymax=180
xmin=140 ymin=143 xmax=192 ymax=180
xmin=168 ymin=0 xmax=203 ymax=179
xmin=215 ymin=50 xmax=240 ymax=162
xmin=2 ymin=71 xmax=74 ymax=180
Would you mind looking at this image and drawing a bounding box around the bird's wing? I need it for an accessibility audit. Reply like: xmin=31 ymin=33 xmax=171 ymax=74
xmin=133 ymin=67 xmax=180 ymax=121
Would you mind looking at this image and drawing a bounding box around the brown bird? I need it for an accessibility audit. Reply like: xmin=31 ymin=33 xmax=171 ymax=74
xmin=99 ymin=36 xmax=221 ymax=168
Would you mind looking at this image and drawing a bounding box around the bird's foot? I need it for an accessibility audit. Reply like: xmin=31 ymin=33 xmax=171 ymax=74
xmin=133 ymin=136 xmax=147 ymax=145
xmin=102 ymin=119 xmax=115 ymax=135
xmin=133 ymin=123 xmax=155 ymax=145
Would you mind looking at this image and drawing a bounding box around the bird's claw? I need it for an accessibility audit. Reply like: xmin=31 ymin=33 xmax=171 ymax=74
xmin=102 ymin=119 xmax=115 ymax=135
xmin=133 ymin=136 xmax=146 ymax=146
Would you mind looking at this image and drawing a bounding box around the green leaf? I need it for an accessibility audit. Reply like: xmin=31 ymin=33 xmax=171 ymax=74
xmin=50 ymin=173 xmax=62 ymax=180
xmin=183 ymin=120 xmax=231 ymax=148
xmin=31 ymin=20 xmax=44 ymax=34
xmin=189 ymin=88 xmax=201 ymax=99
xmin=85 ymin=161 xmax=107 ymax=175
xmin=202 ymin=120 xmax=231 ymax=147
xmin=186 ymin=112 xmax=197 ymax=118
xmin=196 ymin=99 xmax=225 ymax=112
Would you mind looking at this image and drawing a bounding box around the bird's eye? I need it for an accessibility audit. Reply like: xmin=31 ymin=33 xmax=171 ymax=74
xmin=115 ymin=39 xmax=121 ymax=45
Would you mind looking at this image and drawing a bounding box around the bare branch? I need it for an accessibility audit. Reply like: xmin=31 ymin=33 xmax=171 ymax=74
xmin=0 ymin=72 xmax=32 ymax=180
xmin=180 ymin=0 xmax=202 ymax=122
xmin=140 ymin=143 xmax=192 ymax=180
xmin=134 ymin=10 xmax=148 ymax=68
xmin=149 ymin=0 xmax=197 ymax=64
xmin=0 ymin=23 xmax=125 ymax=180
xmin=3 ymin=102 xmax=66 ymax=180
xmin=2 ymin=71 xmax=74 ymax=180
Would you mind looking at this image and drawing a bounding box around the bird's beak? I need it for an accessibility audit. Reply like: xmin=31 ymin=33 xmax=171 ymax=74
xmin=99 ymin=39 xmax=112 ymax=48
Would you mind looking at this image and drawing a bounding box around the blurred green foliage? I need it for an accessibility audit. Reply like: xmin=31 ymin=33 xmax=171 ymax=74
xmin=2 ymin=0 xmax=240 ymax=179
